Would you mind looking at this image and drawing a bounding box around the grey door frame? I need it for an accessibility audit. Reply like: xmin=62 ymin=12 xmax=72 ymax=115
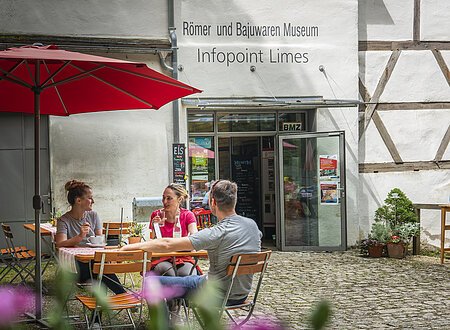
xmin=276 ymin=130 xmax=347 ymax=251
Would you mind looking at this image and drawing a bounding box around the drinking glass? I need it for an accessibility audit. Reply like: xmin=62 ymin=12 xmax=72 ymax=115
xmin=159 ymin=209 xmax=166 ymax=227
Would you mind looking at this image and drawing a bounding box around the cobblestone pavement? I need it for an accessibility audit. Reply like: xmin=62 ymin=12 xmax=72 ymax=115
xmin=247 ymin=250 xmax=450 ymax=329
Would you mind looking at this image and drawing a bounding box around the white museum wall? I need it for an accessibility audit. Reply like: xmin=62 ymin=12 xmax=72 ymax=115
xmin=358 ymin=1 xmax=450 ymax=247
xmin=0 ymin=0 xmax=167 ymax=38
xmin=177 ymin=0 xmax=360 ymax=245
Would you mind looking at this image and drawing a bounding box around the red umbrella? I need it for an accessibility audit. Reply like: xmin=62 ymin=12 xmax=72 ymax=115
xmin=0 ymin=44 xmax=201 ymax=320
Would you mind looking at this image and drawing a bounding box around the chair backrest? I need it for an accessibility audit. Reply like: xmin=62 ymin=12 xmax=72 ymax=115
xmin=222 ymin=250 xmax=272 ymax=309
xmin=192 ymin=208 xmax=212 ymax=230
xmin=102 ymin=222 xmax=132 ymax=236
xmin=92 ymin=250 xmax=152 ymax=276
xmin=1 ymin=223 xmax=16 ymax=252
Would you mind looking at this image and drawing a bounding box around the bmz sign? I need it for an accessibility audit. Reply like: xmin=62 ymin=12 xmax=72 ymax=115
xmin=282 ymin=122 xmax=302 ymax=131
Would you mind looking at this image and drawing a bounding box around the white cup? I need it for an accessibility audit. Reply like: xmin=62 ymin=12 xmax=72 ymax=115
xmin=88 ymin=235 xmax=104 ymax=245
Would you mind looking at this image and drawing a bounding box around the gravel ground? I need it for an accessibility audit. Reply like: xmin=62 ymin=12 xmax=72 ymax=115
xmin=4 ymin=249 xmax=450 ymax=329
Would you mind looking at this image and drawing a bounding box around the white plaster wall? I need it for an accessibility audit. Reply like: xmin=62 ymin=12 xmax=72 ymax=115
xmin=361 ymin=110 xmax=450 ymax=163
xmin=177 ymin=0 xmax=358 ymax=100
xmin=0 ymin=0 xmax=167 ymax=38
xmin=177 ymin=0 xmax=360 ymax=246
xmin=359 ymin=51 xmax=392 ymax=98
xmin=421 ymin=0 xmax=450 ymax=41
xmin=381 ymin=51 xmax=450 ymax=102
xmin=359 ymin=0 xmax=414 ymax=41
xmin=359 ymin=171 xmax=450 ymax=246
xmin=358 ymin=1 xmax=450 ymax=248
xmin=50 ymin=54 xmax=176 ymax=220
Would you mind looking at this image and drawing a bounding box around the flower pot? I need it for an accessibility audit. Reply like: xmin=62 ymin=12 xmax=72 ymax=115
xmin=387 ymin=242 xmax=406 ymax=258
xmin=368 ymin=244 xmax=384 ymax=258
xmin=128 ymin=236 xmax=142 ymax=244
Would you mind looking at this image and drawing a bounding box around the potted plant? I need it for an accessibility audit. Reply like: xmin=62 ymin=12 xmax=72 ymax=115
xmin=374 ymin=188 xmax=419 ymax=258
xmin=128 ymin=222 xmax=145 ymax=244
xmin=361 ymin=222 xmax=390 ymax=257
xmin=386 ymin=222 xmax=421 ymax=258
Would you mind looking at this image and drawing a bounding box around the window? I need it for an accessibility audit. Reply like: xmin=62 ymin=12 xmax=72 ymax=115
xmin=217 ymin=113 xmax=276 ymax=132
xmin=188 ymin=113 xmax=214 ymax=133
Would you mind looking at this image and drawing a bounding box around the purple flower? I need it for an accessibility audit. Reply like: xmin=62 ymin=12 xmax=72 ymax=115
xmin=0 ymin=286 xmax=34 ymax=326
xmin=141 ymin=272 xmax=185 ymax=305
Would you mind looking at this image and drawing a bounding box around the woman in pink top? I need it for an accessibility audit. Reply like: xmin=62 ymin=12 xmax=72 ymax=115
xmin=150 ymin=183 xmax=200 ymax=276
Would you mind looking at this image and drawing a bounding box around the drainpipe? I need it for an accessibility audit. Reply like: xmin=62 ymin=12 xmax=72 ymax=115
xmin=168 ymin=0 xmax=179 ymax=143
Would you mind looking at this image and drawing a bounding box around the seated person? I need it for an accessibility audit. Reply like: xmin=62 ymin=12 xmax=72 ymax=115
xmin=55 ymin=180 xmax=125 ymax=294
xmin=123 ymin=180 xmax=262 ymax=305
xmin=150 ymin=183 xmax=200 ymax=276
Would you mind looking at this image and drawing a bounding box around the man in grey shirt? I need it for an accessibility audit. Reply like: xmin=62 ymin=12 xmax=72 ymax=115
xmin=122 ymin=179 xmax=262 ymax=303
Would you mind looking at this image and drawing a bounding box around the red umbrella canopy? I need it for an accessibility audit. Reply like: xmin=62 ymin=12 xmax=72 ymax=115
xmin=0 ymin=44 xmax=201 ymax=115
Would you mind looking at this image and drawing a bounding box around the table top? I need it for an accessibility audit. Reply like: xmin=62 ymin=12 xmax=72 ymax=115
xmin=60 ymin=247 xmax=208 ymax=263
xmin=23 ymin=223 xmax=55 ymax=236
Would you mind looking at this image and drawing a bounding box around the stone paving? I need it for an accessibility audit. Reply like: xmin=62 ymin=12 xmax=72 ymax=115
xmin=248 ymin=250 xmax=450 ymax=329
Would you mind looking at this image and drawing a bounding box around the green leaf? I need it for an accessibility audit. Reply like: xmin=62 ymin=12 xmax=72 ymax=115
xmin=309 ymin=300 xmax=331 ymax=330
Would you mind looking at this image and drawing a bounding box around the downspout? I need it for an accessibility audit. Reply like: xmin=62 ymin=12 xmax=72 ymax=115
xmin=168 ymin=0 xmax=179 ymax=143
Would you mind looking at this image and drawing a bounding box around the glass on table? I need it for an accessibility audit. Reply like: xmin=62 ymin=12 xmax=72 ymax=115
xmin=158 ymin=209 xmax=166 ymax=227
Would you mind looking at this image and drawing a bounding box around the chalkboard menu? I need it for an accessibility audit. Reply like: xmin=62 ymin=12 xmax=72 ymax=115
xmin=172 ymin=143 xmax=186 ymax=186
xmin=232 ymin=156 xmax=259 ymax=224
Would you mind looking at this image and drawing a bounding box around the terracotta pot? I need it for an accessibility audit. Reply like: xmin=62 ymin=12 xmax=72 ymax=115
xmin=387 ymin=242 xmax=406 ymax=258
xmin=128 ymin=236 xmax=142 ymax=244
xmin=368 ymin=244 xmax=384 ymax=258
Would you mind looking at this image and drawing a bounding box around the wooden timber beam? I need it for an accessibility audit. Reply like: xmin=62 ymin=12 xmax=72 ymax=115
xmin=359 ymin=160 xmax=450 ymax=173
xmin=431 ymin=49 xmax=450 ymax=86
xmin=372 ymin=112 xmax=403 ymax=163
xmin=359 ymin=41 xmax=450 ymax=51
xmin=413 ymin=0 xmax=421 ymax=42
xmin=434 ymin=125 xmax=450 ymax=162
xmin=376 ymin=102 xmax=450 ymax=111
xmin=362 ymin=50 xmax=401 ymax=131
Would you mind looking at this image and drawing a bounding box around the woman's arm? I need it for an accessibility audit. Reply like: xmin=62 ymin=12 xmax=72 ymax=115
xmin=55 ymin=222 xmax=91 ymax=248
xmin=120 ymin=236 xmax=194 ymax=252
xmin=187 ymin=222 xmax=198 ymax=235
xmin=55 ymin=232 xmax=83 ymax=248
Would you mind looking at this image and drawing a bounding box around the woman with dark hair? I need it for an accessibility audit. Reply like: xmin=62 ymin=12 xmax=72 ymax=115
xmin=55 ymin=179 xmax=125 ymax=294
xmin=150 ymin=183 xmax=200 ymax=276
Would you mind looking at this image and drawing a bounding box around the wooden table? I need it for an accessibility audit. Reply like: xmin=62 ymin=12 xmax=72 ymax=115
xmin=440 ymin=204 xmax=450 ymax=264
xmin=58 ymin=247 xmax=208 ymax=273
xmin=23 ymin=223 xmax=54 ymax=236
xmin=412 ymin=203 xmax=445 ymax=255
xmin=23 ymin=223 xmax=58 ymax=260
xmin=75 ymin=249 xmax=208 ymax=263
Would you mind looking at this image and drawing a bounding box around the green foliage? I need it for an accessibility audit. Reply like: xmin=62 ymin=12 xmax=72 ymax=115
xmin=309 ymin=300 xmax=331 ymax=330
xmin=47 ymin=267 xmax=77 ymax=330
xmin=129 ymin=222 xmax=145 ymax=237
xmin=188 ymin=280 xmax=223 ymax=330
xmin=397 ymin=222 xmax=420 ymax=243
xmin=374 ymin=188 xmax=420 ymax=245
xmin=147 ymin=303 xmax=169 ymax=330
xmin=369 ymin=222 xmax=390 ymax=244
xmin=374 ymin=188 xmax=418 ymax=228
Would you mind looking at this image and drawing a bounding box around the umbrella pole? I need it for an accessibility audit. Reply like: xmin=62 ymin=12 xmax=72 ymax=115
xmin=33 ymin=60 xmax=43 ymax=321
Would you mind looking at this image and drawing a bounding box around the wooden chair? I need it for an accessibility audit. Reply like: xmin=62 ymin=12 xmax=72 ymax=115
xmin=1 ymin=223 xmax=37 ymax=285
xmin=192 ymin=208 xmax=213 ymax=230
xmin=75 ymin=250 xmax=151 ymax=329
xmin=0 ymin=245 xmax=29 ymax=282
xmin=190 ymin=250 xmax=272 ymax=329
xmin=103 ymin=222 xmax=131 ymax=237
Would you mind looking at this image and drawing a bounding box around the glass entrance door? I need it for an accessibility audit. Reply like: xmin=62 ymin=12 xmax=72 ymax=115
xmin=278 ymin=131 xmax=346 ymax=251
